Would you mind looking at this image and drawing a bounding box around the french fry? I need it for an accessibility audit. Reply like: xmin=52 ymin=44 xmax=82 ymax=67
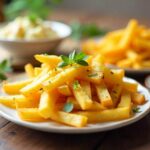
xmin=17 ymin=108 xmax=47 ymax=122
xmin=81 ymin=71 xmax=104 ymax=84
xmin=118 ymin=91 xmax=131 ymax=112
xmin=90 ymin=101 xmax=106 ymax=110
xmin=96 ymin=81 xmax=113 ymax=107
xmin=35 ymin=54 xmax=61 ymax=69
xmin=41 ymin=63 xmax=51 ymax=71
xmin=25 ymin=63 xmax=34 ymax=78
xmin=126 ymin=50 xmax=138 ymax=60
xmin=20 ymin=70 xmax=57 ymax=95
xmin=3 ymin=79 xmax=32 ymax=95
xmin=141 ymin=60 xmax=150 ymax=68
xmin=78 ymin=107 xmax=130 ymax=123
xmin=72 ymin=82 xmax=93 ymax=110
xmin=34 ymin=67 xmax=42 ymax=76
xmin=123 ymin=81 xmax=138 ymax=92
xmin=39 ymin=91 xmax=57 ymax=119
xmin=110 ymin=84 xmax=122 ymax=107
xmin=131 ymin=92 xmax=146 ymax=105
xmin=91 ymin=55 xmax=105 ymax=71
xmin=104 ymin=68 xmax=124 ymax=86
xmin=119 ymin=19 xmax=137 ymax=49
xmin=133 ymin=38 xmax=150 ymax=50
xmin=67 ymin=97 xmax=106 ymax=111
xmin=43 ymin=67 xmax=85 ymax=92
xmin=79 ymin=55 xmax=105 ymax=84
xmin=16 ymin=95 xmax=40 ymax=108
xmin=53 ymin=111 xmax=87 ymax=127
xmin=0 ymin=95 xmax=25 ymax=108
xmin=58 ymin=85 xmax=72 ymax=96
xmin=117 ymin=58 xmax=133 ymax=68
xmin=80 ymin=81 xmax=91 ymax=98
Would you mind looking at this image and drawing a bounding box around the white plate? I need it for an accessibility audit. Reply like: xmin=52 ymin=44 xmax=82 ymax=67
xmin=0 ymin=73 xmax=150 ymax=134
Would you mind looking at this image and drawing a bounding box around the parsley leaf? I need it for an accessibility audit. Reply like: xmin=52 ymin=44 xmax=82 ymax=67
xmin=73 ymin=80 xmax=80 ymax=90
xmin=88 ymin=73 xmax=98 ymax=78
xmin=61 ymin=55 xmax=70 ymax=63
xmin=0 ymin=59 xmax=12 ymax=72
xmin=0 ymin=72 xmax=7 ymax=80
xmin=76 ymin=60 xmax=88 ymax=66
xmin=0 ymin=59 xmax=12 ymax=81
xmin=63 ymin=102 xmax=74 ymax=113
xmin=58 ymin=62 xmax=68 ymax=68
xmin=132 ymin=107 xmax=141 ymax=113
xmin=69 ymin=50 xmax=76 ymax=60
xmin=58 ymin=50 xmax=89 ymax=68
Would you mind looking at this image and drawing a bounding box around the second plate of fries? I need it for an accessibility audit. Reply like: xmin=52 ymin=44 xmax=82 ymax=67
xmin=0 ymin=51 xmax=150 ymax=133
xmin=82 ymin=19 xmax=150 ymax=74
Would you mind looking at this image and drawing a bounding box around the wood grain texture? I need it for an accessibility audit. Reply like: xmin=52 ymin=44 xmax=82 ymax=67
xmin=97 ymin=114 xmax=150 ymax=150
xmin=0 ymin=122 xmax=105 ymax=150
xmin=0 ymin=117 xmax=9 ymax=129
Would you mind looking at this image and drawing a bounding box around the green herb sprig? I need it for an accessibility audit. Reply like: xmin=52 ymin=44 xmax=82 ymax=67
xmin=0 ymin=59 xmax=12 ymax=81
xmin=4 ymin=0 xmax=63 ymax=21
xmin=70 ymin=21 xmax=107 ymax=40
xmin=63 ymin=102 xmax=74 ymax=113
xmin=72 ymin=80 xmax=80 ymax=90
xmin=88 ymin=73 xmax=98 ymax=78
xmin=132 ymin=107 xmax=141 ymax=113
xmin=58 ymin=50 xmax=89 ymax=68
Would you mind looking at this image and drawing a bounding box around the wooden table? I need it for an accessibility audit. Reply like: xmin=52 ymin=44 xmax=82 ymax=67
xmin=0 ymin=102 xmax=150 ymax=150
xmin=0 ymin=10 xmax=150 ymax=150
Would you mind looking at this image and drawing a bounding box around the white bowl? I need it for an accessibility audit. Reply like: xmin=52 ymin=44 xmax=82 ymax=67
xmin=0 ymin=21 xmax=71 ymax=65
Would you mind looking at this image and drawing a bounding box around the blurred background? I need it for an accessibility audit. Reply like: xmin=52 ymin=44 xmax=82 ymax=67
xmin=58 ymin=0 xmax=149 ymax=19
xmin=1 ymin=0 xmax=150 ymax=27
xmin=0 ymin=0 xmax=150 ymax=72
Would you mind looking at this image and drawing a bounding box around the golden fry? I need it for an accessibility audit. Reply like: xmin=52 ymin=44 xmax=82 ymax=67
xmin=82 ymin=19 xmax=150 ymax=69
xmin=0 ymin=52 xmax=146 ymax=127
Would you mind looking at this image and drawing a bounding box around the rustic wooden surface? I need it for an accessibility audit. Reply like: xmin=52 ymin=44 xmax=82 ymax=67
xmin=0 ymin=10 xmax=150 ymax=150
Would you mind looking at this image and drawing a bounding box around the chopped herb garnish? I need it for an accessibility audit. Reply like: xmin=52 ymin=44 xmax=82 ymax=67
xmin=73 ymin=80 xmax=80 ymax=90
xmin=63 ymin=102 xmax=74 ymax=113
xmin=88 ymin=73 xmax=98 ymax=78
xmin=132 ymin=107 xmax=141 ymax=113
xmin=58 ymin=50 xmax=89 ymax=68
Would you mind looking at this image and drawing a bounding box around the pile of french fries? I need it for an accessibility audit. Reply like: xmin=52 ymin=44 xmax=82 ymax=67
xmin=82 ymin=19 xmax=150 ymax=69
xmin=0 ymin=53 xmax=146 ymax=127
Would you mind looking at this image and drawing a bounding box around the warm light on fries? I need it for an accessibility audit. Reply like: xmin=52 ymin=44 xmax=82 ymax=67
xmin=0 ymin=52 xmax=146 ymax=127
xmin=82 ymin=19 xmax=150 ymax=69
